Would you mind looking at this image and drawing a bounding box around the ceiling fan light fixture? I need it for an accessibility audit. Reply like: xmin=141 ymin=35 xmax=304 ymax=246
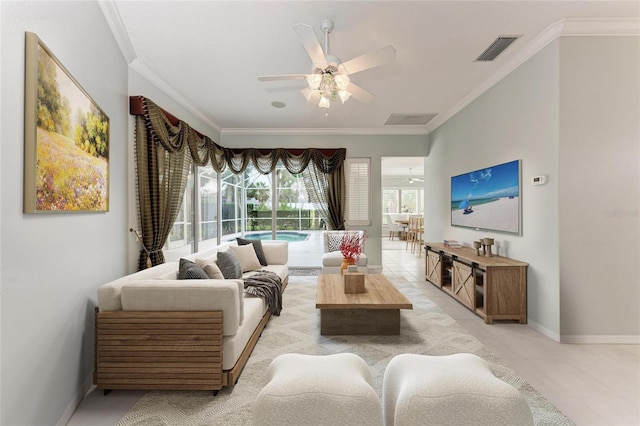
xmin=319 ymin=95 xmax=331 ymax=108
xmin=334 ymin=74 xmax=350 ymax=90
xmin=306 ymin=74 xmax=322 ymax=90
xmin=259 ymin=19 xmax=395 ymax=112
xmin=338 ymin=89 xmax=351 ymax=103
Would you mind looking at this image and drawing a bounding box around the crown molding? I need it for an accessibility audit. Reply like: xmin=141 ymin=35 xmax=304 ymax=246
xmin=559 ymin=17 xmax=640 ymax=36
xmin=129 ymin=59 xmax=222 ymax=134
xmin=100 ymin=0 xmax=222 ymax=135
xmin=98 ymin=0 xmax=136 ymax=63
xmin=221 ymin=127 xmax=430 ymax=136
xmin=426 ymin=17 xmax=640 ymax=133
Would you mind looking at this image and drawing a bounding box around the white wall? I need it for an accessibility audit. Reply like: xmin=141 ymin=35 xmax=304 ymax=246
xmin=0 ymin=2 xmax=128 ymax=424
xmin=426 ymin=40 xmax=562 ymax=337
xmin=558 ymin=36 xmax=640 ymax=341
xmin=222 ymin=134 xmax=429 ymax=267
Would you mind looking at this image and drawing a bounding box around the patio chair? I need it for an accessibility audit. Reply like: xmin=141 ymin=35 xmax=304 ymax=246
xmin=321 ymin=230 xmax=368 ymax=274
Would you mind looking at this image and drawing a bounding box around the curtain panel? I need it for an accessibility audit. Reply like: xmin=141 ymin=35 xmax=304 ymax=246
xmin=132 ymin=96 xmax=347 ymax=268
xmin=303 ymin=163 xmax=346 ymax=230
xmin=134 ymin=114 xmax=191 ymax=268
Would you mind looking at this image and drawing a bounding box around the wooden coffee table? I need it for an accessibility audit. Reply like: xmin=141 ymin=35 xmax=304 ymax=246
xmin=315 ymin=274 xmax=413 ymax=335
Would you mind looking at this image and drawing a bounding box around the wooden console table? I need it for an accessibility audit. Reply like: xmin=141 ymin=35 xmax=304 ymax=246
xmin=424 ymin=242 xmax=528 ymax=324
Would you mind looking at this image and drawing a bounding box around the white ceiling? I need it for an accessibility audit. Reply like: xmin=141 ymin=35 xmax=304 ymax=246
xmin=102 ymin=1 xmax=638 ymax=135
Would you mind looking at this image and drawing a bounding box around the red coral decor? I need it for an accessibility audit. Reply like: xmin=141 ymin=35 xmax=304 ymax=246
xmin=340 ymin=232 xmax=364 ymax=264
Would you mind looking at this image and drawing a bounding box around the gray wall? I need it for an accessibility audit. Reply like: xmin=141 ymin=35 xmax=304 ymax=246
xmin=426 ymin=36 xmax=640 ymax=341
xmin=426 ymin=40 xmax=561 ymax=337
xmin=0 ymin=1 xmax=128 ymax=424
xmin=558 ymin=37 xmax=640 ymax=340
xmin=222 ymin=134 xmax=429 ymax=267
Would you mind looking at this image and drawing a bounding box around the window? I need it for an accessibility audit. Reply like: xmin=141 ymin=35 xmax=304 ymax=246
xmin=244 ymin=164 xmax=273 ymax=233
xmin=381 ymin=187 xmax=424 ymax=224
xmin=220 ymin=169 xmax=242 ymax=239
xmin=197 ymin=165 xmax=219 ymax=252
xmin=401 ymin=189 xmax=418 ymax=214
xmin=345 ymin=158 xmax=370 ymax=226
xmin=163 ymin=160 xmax=324 ymax=262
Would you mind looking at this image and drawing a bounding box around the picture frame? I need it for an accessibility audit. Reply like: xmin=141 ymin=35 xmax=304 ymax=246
xmin=24 ymin=32 xmax=109 ymax=213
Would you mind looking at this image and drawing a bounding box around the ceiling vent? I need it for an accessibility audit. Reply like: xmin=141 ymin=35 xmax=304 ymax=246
xmin=476 ymin=36 xmax=519 ymax=61
xmin=385 ymin=113 xmax=437 ymax=126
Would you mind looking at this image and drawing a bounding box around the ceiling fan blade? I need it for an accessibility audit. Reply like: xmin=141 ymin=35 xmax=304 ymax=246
xmin=293 ymin=23 xmax=328 ymax=69
xmin=258 ymin=74 xmax=307 ymax=82
xmin=346 ymin=82 xmax=374 ymax=104
xmin=339 ymin=45 xmax=396 ymax=75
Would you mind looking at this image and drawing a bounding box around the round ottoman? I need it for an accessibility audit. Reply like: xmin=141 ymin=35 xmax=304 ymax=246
xmin=383 ymin=353 xmax=533 ymax=426
xmin=253 ymin=353 xmax=383 ymax=426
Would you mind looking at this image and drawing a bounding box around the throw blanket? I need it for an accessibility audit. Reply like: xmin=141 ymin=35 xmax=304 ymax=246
xmin=244 ymin=271 xmax=283 ymax=316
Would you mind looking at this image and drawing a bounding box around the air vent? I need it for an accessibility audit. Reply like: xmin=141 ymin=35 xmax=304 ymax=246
xmin=385 ymin=113 xmax=437 ymax=126
xmin=476 ymin=36 xmax=519 ymax=61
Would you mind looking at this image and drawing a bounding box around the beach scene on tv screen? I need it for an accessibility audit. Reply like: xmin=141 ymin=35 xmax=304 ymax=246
xmin=451 ymin=160 xmax=520 ymax=234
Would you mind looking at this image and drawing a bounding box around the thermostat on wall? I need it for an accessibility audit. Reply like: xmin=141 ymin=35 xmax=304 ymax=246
xmin=531 ymin=175 xmax=547 ymax=186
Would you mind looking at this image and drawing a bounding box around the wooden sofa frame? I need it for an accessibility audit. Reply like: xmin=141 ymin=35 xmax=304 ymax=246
xmin=94 ymin=277 xmax=288 ymax=395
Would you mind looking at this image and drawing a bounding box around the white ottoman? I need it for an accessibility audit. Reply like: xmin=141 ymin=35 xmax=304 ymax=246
xmin=253 ymin=353 xmax=383 ymax=426
xmin=383 ymin=353 xmax=533 ymax=426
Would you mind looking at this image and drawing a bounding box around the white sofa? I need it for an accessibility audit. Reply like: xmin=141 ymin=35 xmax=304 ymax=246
xmin=94 ymin=240 xmax=288 ymax=394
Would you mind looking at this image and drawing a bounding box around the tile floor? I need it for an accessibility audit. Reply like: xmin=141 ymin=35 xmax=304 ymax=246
xmin=67 ymin=237 xmax=640 ymax=425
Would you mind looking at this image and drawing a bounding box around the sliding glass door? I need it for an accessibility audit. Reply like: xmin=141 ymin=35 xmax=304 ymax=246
xmin=163 ymin=161 xmax=323 ymax=263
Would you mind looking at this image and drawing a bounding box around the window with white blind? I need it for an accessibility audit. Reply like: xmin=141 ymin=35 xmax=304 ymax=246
xmin=345 ymin=158 xmax=371 ymax=226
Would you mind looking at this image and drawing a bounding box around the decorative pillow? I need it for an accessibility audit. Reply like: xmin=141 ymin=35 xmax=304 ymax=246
xmin=230 ymin=244 xmax=263 ymax=272
xmin=177 ymin=258 xmax=209 ymax=280
xmin=195 ymin=258 xmax=225 ymax=280
xmin=237 ymin=237 xmax=268 ymax=266
xmin=217 ymin=250 xmax=242 ymax=279
xmin=327 ymin=233 xmax=344 ymax=252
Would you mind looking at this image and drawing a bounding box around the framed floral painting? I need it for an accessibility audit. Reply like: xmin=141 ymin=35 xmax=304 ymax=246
xmin=24 ymin=32 xmax=109 ymax=213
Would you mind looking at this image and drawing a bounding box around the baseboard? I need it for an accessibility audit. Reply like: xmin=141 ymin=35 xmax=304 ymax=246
xmin=527 ymin=319 xmax=561 ymax=342
xmin=368 ymin=264 xmax=383 ymax=274
xmin=56 ymin=372 xmax=94 ymax=426
xmin=560 ymin=334 xmax=640 ymax=344
xmin=527 ymin=319 xmax=640 ymax=344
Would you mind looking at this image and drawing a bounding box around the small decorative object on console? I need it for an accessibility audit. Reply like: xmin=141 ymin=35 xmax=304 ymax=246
xmin=473 ymin=240 xmax=482 ymax=256
xmin=443 ymin=240 xmax=462 ymax=248
xmin=483 ymin=238 xmax=494 ymax=257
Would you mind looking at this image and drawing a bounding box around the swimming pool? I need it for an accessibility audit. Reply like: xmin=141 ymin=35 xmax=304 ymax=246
xmin=244 ymin=231 xmax=310 ymax=242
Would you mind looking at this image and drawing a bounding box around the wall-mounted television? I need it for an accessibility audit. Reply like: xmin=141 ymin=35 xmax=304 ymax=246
xmin=451 ymin=160 xmax=521 ymax=235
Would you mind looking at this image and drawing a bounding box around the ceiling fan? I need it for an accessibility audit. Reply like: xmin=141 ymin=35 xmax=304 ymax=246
xmin=258 ymin=19 xmax=396 ymax=109
xmin=408 ymin=168 xmax=424 ymax=184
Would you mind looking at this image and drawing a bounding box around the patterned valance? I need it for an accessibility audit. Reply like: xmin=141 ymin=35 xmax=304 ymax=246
xmin=130 ymin=96 xmax=346 ymax=174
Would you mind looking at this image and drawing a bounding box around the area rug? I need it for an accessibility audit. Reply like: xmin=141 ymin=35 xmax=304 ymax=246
xmin=288 ymin=267 xmax=321 ymax=276
xmin=116 ymin=276 xmax=574 ymax=426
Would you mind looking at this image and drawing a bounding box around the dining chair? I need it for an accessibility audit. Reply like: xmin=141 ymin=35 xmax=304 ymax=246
xmin=411 ymin=216 xmax=425 ymax=256
xmin=405 ymin=217 xmax=418 ymax=251
xmin=386 ymin=214 xmax=405 ymax=240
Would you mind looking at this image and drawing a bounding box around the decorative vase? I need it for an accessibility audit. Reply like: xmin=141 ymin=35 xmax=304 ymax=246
xmin=340 ymin=258 xmax=356 ymax=275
